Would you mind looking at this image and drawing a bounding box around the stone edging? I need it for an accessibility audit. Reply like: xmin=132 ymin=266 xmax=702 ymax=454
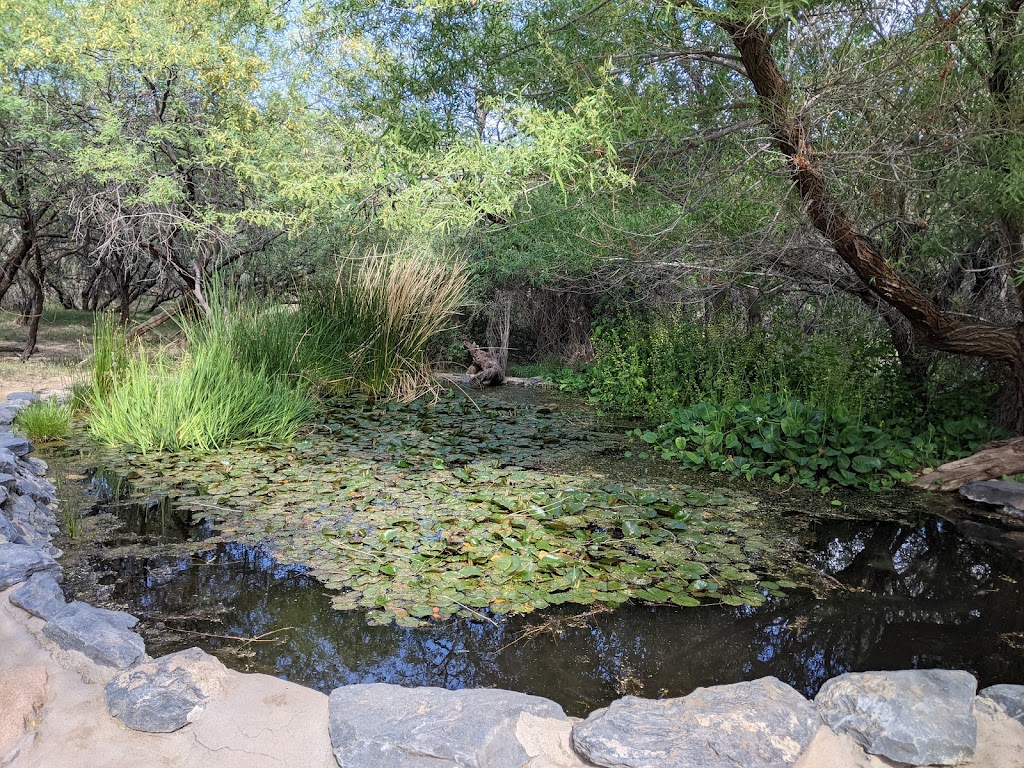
xmin=2 ymin=392 xmax=1024 ymax=768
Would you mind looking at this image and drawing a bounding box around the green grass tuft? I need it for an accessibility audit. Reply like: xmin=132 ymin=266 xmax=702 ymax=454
xmin=14 ymin=399 xmax=74 ymax=442
xmin=86 ymin=311 xmax=317 ymax=453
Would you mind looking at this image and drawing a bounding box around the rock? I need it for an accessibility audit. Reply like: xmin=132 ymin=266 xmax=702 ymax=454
xmin=9 ymin=571 xmax=68 ymax=620
xmin=572 ymin=677 xmax=818 ymax=768
xmin=43 ymin=601 xmax=146 ymax=669
xmin=0 ymin=435 xmax=31 ymax=457
xmin=0 ymin=407 xmax=16 ymax=427
xmin=0 ymin=666 xmax=47 ymax=767
xmin=6 ymin=392 xmax=39 ymax=403
xmin=328 ymin=684 xmax=566 ymax=768
xmin=815 ymin=669 xmax=977 ymax=766
xmin=515 ymin=714 xmax=592 ymax=768
xmin=980 ymin=685 xmax=1024 ymax=726
xmin=9 ymin=493 xmax=38 ymax=521
xmin=0 ymin=472 xmax=15 ymax=488
xmin=0 ymin=513 xmax=20 ymax=545
xmin=14 ymin=473 xmax=56 ymax=503
xmin=91 ymin=604 xmax=140 ymax=630
xmin=960 ymin=480 xmax=1024 ymax=515
xmin=105 ymin=647 xmax=228 ymax=733
xmin=25 ymin=457 xmax=47 ymax=475
xmin=0 ymin=543 xmax=60 ymax=589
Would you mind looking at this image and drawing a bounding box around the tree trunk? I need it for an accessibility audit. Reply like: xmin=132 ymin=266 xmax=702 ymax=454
xmin=721 ymin=14 xmax=1024 ymax=429
xmin=21 ymin=253 xmax=44 ymax=360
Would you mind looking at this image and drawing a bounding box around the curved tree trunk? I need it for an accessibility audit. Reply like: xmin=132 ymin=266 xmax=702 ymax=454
xmin=721 ymin=11 xmax=1024 ymax=429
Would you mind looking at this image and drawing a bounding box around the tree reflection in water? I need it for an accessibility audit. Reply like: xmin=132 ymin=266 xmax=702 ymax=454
xmin=102 ymin=518 xmax=1024 ymax=717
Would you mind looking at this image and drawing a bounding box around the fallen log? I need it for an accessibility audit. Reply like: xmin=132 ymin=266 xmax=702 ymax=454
xmin=910 ymin=437 xmax=1024 ymax=491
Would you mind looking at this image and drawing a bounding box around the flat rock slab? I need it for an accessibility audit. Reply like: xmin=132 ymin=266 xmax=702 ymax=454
xmin=0 ymin=544 xmax=60 ymax=590
xmin=572 ymin=676 xmax=819 ymax=768
xmin=981 ymin=685 xmax=1024 ymax=726
xmin=42 ymin=601 xmax=146 ymax=669
xmin=960 ymin=480 xmax=1024 ymax=514
xmin=5 ymin=393 xmax=39 ymax=403
xmin=815 ymin=669 xmax=977 ymax=766
xmin=328 ymin=684 xmax=566 ymax=768
xmin=0 ymin=436 xmax=31 ymax=458
xmin=9 ymin=571 xmax=67 ymax=620
xmin=105 ymin=647 xmax=228 ymax=733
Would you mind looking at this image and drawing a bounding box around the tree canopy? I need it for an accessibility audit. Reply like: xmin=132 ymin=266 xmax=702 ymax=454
xmin=3 ymin=0 xmax=1024 ymax=418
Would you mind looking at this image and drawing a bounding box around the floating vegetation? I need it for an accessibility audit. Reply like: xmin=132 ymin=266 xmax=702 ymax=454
xmin=71 ymin=392 xmax=801 ymax=627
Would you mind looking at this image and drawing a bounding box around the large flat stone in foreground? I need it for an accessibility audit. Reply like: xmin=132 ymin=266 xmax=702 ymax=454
xmin=42 ymin=601 xmax=145 ymax=669
xmin=0 ymin=544 xmax=60 ymax=590
xmin=815 ymin=669 xmax=977 ymax=766
xmin=572 ymin=676 xmax=819 ymax=768
xmin=9 ymin=572 xmax=67 ymax=621
xmin=328 ymin=684 xmax=566 ymax=768
xmin=105 ymin=647 xmax=227 ymax=733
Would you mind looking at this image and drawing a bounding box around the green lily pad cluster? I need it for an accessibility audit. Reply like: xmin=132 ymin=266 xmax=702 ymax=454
xmin=75 ymin=392 xmax=800 ymax=627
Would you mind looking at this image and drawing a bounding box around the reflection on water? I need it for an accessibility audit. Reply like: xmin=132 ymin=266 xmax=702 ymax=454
xmin=97 ymin=517 xmax=1024 ymax=717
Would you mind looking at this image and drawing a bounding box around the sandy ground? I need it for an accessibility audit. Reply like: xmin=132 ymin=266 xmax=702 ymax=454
xmin=3 ymin=587 xmax=1024 ymax=768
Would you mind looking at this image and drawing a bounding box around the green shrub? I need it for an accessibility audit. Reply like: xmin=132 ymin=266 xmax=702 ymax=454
xmin=633 ymin=395 xmax=1002 ymax=492
xmin=86 ymin=306 xmax=317 ymax=453
xmin=14 ymin=399 xmax=74 ymax=442
xmin=232 ymin=246 xmax=469 ymax=400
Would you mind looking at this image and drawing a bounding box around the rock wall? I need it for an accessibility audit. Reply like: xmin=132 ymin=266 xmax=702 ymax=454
xmin=1 ymin=393 xmax=1023 ymax=768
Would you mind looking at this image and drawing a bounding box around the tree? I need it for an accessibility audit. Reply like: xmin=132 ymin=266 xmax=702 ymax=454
xmin=326 ymin=0 xmax=1024 ymax=423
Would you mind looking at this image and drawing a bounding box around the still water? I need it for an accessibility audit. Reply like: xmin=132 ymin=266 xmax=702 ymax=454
xmin=71 ymin=513 xmax=1024 ymax=717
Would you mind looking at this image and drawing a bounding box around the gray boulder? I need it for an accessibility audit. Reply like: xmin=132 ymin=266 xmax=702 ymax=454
xmin=14 ymin=473 xmax=56 ymax=504
xmin=91 ymin=605 xmax=140 ymax=630
xmin=9 ymin=571 xmax=67 ymax=620
xmin=42 ymin=601 xmax=145 ymax=669
xmin=105 ymin=648 xmax=227 ymax=733
xmin=0 ymin=435 xmax=31 ymax=458
xmin=572 ymin=677 xmax=819 ymax=768
xmin=815 ymin=669 xmax=977 ymax=766
xmin=6 ymin=393 xmax=39 ymax=404
xmin=328 ymin=684 xmax=566 ymax=768
xmin=25 ymin=457 xmax=47 ymax=475
xmin=0 ymin=543 xmax=60 ymax=589
xmin=0 ymin=406 xmax=16 ymax=427
xmin=960 ymin=480 xmax=1024 ymax=515
xmin=980 ymin=684 xmax=1024 ymax=726
xmin=0 ymin=471 xmax=15 ymax=488
xmin=0 ymin=513 xmax=21 ymax=545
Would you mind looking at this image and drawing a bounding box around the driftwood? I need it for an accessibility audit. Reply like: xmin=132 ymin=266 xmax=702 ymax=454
xmin=463 ymin=341 xmax=505 ymax=387
xmin=910 ymin=437 xmax=1024 ymax=491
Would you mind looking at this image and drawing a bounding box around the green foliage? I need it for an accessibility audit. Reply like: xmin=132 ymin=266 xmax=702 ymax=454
xmin=633 ymin=395 xmax=1000 ymax=492
xmin=13 ymin=399 xmax=73 ymax=442
xmin=86 ymin=305 xmax=317 ymax=453
xmin=84 ymin=393 xmax=801 ymax=626
xmin=233 ymin=247 xmax=469 ymax=400
xmin=564 ymin=311 xmax=894 ymax=421
xmin=567 ymin=308 xmax=1004 ymax=489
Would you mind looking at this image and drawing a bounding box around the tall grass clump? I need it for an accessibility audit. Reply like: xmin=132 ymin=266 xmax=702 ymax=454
xmin=86 ymin=310 xmax=317 ymax=453
xmin=233 ymin=246 xmax=469 ymax=400
xmin=14 ymin=399 xmax=73 ymax=442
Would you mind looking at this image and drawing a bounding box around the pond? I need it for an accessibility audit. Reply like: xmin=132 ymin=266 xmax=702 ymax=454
xmin=45 ymin=387 xmax=1024 ymax=718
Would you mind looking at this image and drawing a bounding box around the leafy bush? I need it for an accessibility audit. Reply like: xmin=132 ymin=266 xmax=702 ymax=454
xmin=14 ymin=399 xmax=73 ymax=442
xmin=562 ymin=310 xmax=915 ymax=422
xmin=633 ymin=395 xmax=1002 ymax=492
